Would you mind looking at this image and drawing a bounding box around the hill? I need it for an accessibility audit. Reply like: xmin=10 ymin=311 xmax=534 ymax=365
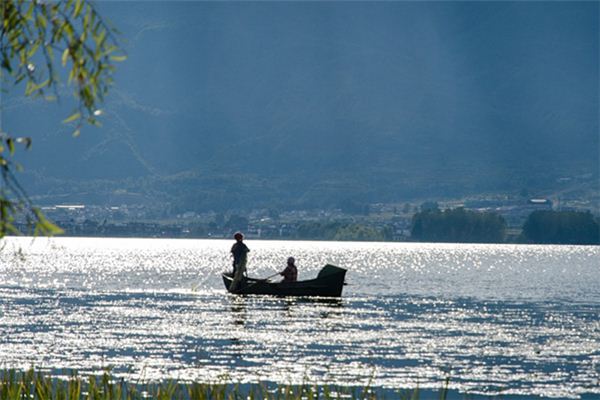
xmin=4 ymin=2 xmax=598 ymax=213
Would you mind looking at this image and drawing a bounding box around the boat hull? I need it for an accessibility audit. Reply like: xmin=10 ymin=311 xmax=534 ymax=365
xmin=222 ymin=264 xmax=346 ymax=297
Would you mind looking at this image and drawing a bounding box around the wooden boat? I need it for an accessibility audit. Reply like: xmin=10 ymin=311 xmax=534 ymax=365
xmin=222 ymin=264 xmax=347 ymax=297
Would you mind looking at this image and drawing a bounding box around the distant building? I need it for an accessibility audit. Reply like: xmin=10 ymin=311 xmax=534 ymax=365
xmin=55 ymin=204 xmax=85 ymax=210
xmin=528 ymin=198 xmax=553 ymax=207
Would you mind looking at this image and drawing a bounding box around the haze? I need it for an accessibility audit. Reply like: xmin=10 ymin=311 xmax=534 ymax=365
xmin=5 ymin=1 xmax=598 ymax=212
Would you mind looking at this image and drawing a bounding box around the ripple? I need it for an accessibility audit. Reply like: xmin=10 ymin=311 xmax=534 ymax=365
xmin=0 ymin=237 xmax=599 ymax=398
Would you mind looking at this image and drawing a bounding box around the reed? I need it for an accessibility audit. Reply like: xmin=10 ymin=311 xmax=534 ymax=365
xmin=0 ymin=368 xmax=449 ymax=400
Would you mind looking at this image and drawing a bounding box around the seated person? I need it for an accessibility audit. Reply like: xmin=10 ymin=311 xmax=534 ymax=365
xmin=280 ymin=257 xmax=298 ymax=283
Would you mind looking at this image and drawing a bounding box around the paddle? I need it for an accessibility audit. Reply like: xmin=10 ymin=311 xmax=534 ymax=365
xmin=192 ymin=268 xmax=216 ymax=292
xmin=232 ymin=271 xmax=280 ymax=294
xmin=259 ymin=272 xmax=281 ymax=282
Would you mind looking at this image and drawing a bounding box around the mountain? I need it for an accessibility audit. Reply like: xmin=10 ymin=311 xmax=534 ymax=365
xmin=4 ymin=1 xmax=598 ymax=212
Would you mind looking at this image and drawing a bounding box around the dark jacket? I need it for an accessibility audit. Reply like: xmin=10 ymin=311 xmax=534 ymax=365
xmin=231 ymin=241 xmax=250 ymax=267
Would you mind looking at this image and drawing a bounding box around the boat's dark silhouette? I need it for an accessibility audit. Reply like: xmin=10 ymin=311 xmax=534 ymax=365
xmin=222 ymin=264 xmax=346 ymax=297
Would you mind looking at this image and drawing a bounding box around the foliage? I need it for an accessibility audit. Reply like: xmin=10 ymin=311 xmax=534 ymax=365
xmin=224 ymin=214 xmax=248 ymax=232
xmin=0 ymin=368 xmax=446 ymax=400
xmin=295 ymin=221 xmax=391 ymax=241
xmin=296 ymin=221 xmax=344 ymax=240
xmin=521 ymin=210 xmax=600 ymax=245
xmin=0 ymin=0 xmax=124 ymax=238
xmin=333 ymin=223 xmax=391 ymax=241
xmin=419 ymin=201 xmax=439 ymax=212
xmin=411 ymin=207 xmax=506 ymax=243
xmin=338 ymin=199 xmax=370 ymax=215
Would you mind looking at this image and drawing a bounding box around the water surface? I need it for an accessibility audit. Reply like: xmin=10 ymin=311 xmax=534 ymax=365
xmin=0 ymin=237 xmax=598 ymax=398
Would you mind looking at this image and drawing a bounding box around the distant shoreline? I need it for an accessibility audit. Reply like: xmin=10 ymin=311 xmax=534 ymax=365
xmin=4 ymin=234 xmax=600 ymax=247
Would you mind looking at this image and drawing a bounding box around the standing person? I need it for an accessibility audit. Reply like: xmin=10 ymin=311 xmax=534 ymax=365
xmin=280 ymin=256 xmax=298 ymax=283
xmin=230 ymin=232 xmax=250 ymax=292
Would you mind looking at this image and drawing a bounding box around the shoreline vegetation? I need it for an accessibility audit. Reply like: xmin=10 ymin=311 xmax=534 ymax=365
xmin=0 ymin=368 xmax=454 ymax=400
xmin=12 ymin=209 xmax=600 ymax=245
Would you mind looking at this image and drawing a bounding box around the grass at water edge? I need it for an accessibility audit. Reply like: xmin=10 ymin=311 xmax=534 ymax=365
xmin=0 ymin=368 xmax=451 ymax=400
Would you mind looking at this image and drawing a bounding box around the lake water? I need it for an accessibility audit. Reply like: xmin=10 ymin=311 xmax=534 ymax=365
xmin=0 ymin=237 xmax=598 ymax=399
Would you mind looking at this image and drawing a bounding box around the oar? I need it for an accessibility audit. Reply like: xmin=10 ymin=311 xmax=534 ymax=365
xmin=191 ymin=281 xmax=202 ymax=292
xmin=192 ymin=272 xmax=213 ymax=292
xmin=232 ymin=271 xmax=280 ymax=294
xmin=260 ymin=272 xmax=281 ymax=282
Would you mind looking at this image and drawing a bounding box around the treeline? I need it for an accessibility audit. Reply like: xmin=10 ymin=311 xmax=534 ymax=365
xmin=410 ymin=208 xmax=600 ymax=245
xmin=26 ymin=209 xmax=600 ymax=245
xmin=411 ymin=208 xmax=506 ymax=243
xmin=521 ymin=210 xmax=600 ymax=245
xmin=295 ymin=221 xmax=393 ymax=241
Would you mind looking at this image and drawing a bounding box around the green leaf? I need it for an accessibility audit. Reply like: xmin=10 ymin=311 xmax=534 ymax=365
xmin=6 ymin=138 xmax=15 ymax=155
xmin=95 ymin=29 xmax=107 ymax=47
xmin=64 ymin=22 xmax=74 ymax=40
xmin=25 ymin=81 xmax=34 ymax=96
xmin=25 ymin=79 xmax=50 ymax=95
xmin=1 ymin=55 xmax=12 ymax=73
xmin=5 ymin=222 xmax=21 ymax=236
xmin=61 ymin=48 xmax=69 ymax=67
xmin=87 ymin=116 xmax=101 ymax=127
xmin=25 ymin=2 xmax=35 ymax=19
xmin=63 ymin=112 xmax=81 ymax=123
xmin=68 ymin=66 xmax=76 ymax=83
xmin=45 ymin=43 xmax=54 ymax=59
xmin=83 ymin=8 xmax=90 ymax=33
xmin=74 ymin=0 xmax=84 ymax=18
xmin=27 ymin=40 xmax=41 ymax=59
xmin=109 ymin=55 xmax=127 ymax=62
xmin=36 ymin=14 xmax=47 ymax=30
xmin=33 ymin=208 xmax=64 ymax=236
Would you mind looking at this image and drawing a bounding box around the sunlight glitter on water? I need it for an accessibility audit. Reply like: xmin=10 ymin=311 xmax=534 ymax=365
xmin=0 ymin=237 xmax=599 ymax=398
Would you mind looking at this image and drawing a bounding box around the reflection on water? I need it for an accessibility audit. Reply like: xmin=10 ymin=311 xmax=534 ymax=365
xmin=0 ymin=237 xmax=599 ymax=398
xmin=229 ymin=296 xmax=247 ymax=326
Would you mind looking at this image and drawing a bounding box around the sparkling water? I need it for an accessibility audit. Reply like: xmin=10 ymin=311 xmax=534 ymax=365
xmin=0 ymin=237 xmax=598 ymax=398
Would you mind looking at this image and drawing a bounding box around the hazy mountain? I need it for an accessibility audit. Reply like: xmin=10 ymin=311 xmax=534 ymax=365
xmin=4 ymin=2 xmax=598 ymax=212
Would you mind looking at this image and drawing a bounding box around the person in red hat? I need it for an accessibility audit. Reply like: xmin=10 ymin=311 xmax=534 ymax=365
xmin=230 ymin=232 xmax=250 ymax=291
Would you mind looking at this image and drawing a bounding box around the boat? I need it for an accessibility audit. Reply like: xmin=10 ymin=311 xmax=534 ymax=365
xmin=222 ymin=264 xmax=347 ymax=297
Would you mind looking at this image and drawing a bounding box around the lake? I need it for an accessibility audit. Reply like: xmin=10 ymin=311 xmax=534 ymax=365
xmin=0 ymin=237 xmax=598 ymax=399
